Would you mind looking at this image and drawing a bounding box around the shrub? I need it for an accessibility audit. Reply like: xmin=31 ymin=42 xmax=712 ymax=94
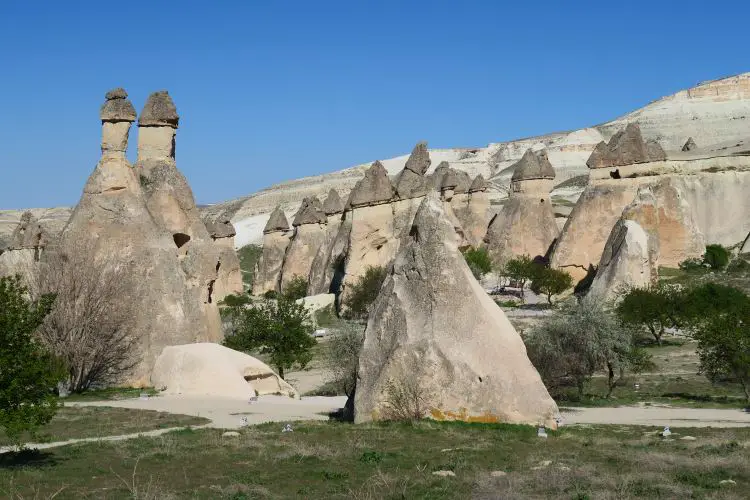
xmin=678 ymin=257 xmax=705 ymax=271
xmin=283 ymin=275 xmax=309 ymax=301
xmin=462 ymin=247 xmax=492 ymax=280
xmin=0 ymin=275 xmax=62 ymax=447
xmin=530 ymin=267 xmax=573 ymax=304
xmin=323 ymin=322 xmax=365 ymax=401
xmin=222 ymin=297 xmax=315 ymax=379
xmin=525 ymin=297 xmax=651 ymax=397
xmin=344 ymin=266 xmax=388 ymax=320
xmin=502 ymin=255 xmax=536 ymax=297
xmin=704 ymin=244 xmax=730 ymax=271
xmin=380 ymin=375 xmax=433 ymax=422
xmin=33 ymin=245 xmax=139 ymax=392
xmin=616 ymin=285 xmax=683 ymax=345
xmin=237 ymin=244 xmax=262 ymax=287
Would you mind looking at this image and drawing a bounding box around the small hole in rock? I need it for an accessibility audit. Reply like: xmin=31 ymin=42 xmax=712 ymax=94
xmin=478 ymin=376 xmax=483 ymax=383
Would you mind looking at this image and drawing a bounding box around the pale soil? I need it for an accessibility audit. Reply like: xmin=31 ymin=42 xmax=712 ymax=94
xmin=562 ymin=405 xmax=750 ymax=428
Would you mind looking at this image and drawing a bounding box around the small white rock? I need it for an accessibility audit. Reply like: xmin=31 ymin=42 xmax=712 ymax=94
xmin=719 ymin=479 xmax=736 ymax=486
xmin=540 ymin=460 xmax=553 ymax=467
xmin=490 ymin=470 xmax=507 ymax=477
xmin=432 ymin=470 xmax=455 ymax=477
xmin=222 ymin=431 xmax=241 ymax=437
xmin=680 ymin=436 xmax=697 ymax=441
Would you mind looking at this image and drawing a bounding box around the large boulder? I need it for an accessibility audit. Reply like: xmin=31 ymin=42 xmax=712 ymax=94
xmin=151 ymin=343 xmax=298 ymax=399
xmin=354 ymin=194 xmax=559 ymax=427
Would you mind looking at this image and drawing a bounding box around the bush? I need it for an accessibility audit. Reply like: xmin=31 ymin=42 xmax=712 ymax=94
xmin=704 ymin=244 xmax=730 ymax=271
xmin=344 ymin=266 xmax=388 ymax=320
xmin=222 ymin=297 xmax=315 ymax=379
xmin=530 ymin=267 xmax=573 ymax=304
xmin=525 ymin=297 xmax=651 ymax=398
xmin=283 ymin=275 xmax=309 ymax=301
xmin=0 ymin=276 xmax=62 ymax=447
xmin=678 ymin=257 xmax=705 ymax=271
xmin=616 ymin=285 xmax=683 ymax=345
xmin=33 ymin=245 xmax=139 ymax=392
xmin=380 ymin=375 xmax=433 ymax=422
xmin=502 ymin=255 xmax=536 ymax=297
xmin=462 ymin=247 xmax=492 ymax=280
xmin=323 ymin=322 xmax=365 ymax=401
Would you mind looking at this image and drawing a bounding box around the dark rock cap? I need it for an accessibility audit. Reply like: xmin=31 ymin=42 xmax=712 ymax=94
xmin=293 ymin=197 xmax=327 ymax=226
xmin=139 ymin=91 xmax=179 ymax=128
xmin=100 ymin=87 xmax=137 ymax=123
xmin=403 ymin=141 xmax=431 ymax=175
xmin=205 ymin=218 xmax=237 ymax=239
xmin=468 ymin=174 xmax=487 ymax=193
xmin=394 ymin=168 xmax=429 ymax=199
xmin=442 ymin=168 xmax=472 ymax=193
xmin=264 ymin=206 xmax=290 ymax=233
xmin=323 ymin=189 xmax=345 ymax=215
xmin=346 ymin=161 xmax=396 ymax=209
xmin=587 ymin=123 xmax=666 ymax=169
xmin=682 ymin=137 xmax=697 ymax=152
xmin=511 ymin=149 xmax=556 ymax=182
xmin=429 ymin=161 xmax=451 ymax=190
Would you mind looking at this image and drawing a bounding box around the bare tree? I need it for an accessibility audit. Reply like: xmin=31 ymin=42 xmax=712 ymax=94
xmin=31 ymin=243 xmax=140 ymax=392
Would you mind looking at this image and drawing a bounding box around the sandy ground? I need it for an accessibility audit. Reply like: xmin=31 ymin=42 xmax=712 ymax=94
xmin=561 ymin=405 xmax=750 ymax=428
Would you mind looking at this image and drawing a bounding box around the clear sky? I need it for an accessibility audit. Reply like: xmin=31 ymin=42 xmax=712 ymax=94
xmin=1 ymin=0 xmax=748 ymax=209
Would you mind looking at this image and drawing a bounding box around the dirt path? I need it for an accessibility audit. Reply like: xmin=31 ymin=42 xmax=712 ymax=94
xmin=561 ymin=405 xmax=750 ymax=428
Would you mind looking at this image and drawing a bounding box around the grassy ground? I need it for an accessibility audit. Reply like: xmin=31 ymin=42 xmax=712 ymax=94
xmin=1 ymin=421 xmax=748 ymax=499
xmin=0 ymin=407 xmax=209 ymax=447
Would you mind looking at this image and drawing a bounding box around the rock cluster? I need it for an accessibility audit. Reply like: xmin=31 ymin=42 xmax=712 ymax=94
xmin=484 ymin=149 xmax=559 ymax=266
xmin=0 ymin=212 xmax=48 ymax=280
xmin=354 ymin=193 xmax=559 ymax=426
xmin=58 ymin=89 xmax=242 ymax=385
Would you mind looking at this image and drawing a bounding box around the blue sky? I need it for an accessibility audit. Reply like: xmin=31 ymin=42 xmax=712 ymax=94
xmin=1 ymin=1 xmax=748 ymax=209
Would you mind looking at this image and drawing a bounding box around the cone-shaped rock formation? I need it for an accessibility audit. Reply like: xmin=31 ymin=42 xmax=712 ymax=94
xmin=253 ymin=206 xmax=292 ymax=295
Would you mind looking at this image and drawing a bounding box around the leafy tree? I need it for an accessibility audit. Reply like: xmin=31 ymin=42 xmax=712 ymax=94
xmin=616 ymin=285 xmax=683 ymax=345
xmin=322 ymin=321 xmax=365 ymax=419
xmin=344 ymin=266 xmax=388 ymax=320
xmin=283 ymin=275 xmax=309 ymax=301
xmin=462 ymin=247 xmax=493 ymax=280
xmin=525 ymin=297 xmax=651 ymax=398
xmin=703 ymin=244 xmax=730 ymax=271
xmin=0 ymin=276 xmax=62 ymax=446
xmin=530 ymin=267 xmax=573 ymax=304
xmin=222 ymin=297 xmax=315 ymax=379
xmin=503 ymin=255 xmax=536 ymax=298
xmin=237 ymin=244 xmax=262 ymax=287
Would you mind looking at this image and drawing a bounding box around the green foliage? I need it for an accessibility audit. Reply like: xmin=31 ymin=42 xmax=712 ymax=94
xmin=237 ymin=244 xmax=262 ymax=287
xmin=525 ymin=297 xmax=651 ymax=397
xmin=222 ymin=297 xmax=315 ymax=379
xmin=462 ymin=247 xmax=492 ymax=280
xmin=344 ymin=266 xmax=388 ymax=320
xmin=502 ymin=255 xmax=536 ymax=297
xmin=530 ymin=267 xmax=573 ymax=304
xmin=263 ymin=290 xmax=278 ymax=299
xmin=704 ymin=244 xmax=730 ymax=271
xmin=313 ymin=304 xmax=337 ymax=328
xmin=323 ymin=322 xmax=365 ymax=400
xmin=0 ymin=276 xmax=62 ymax=447
xmin=283 ymin=275 xmax=309 ymax=301
xmin=678 ymin=257 xmax=705 ymax=271
xmin=616 ymin=285 xmax=683 ymax=345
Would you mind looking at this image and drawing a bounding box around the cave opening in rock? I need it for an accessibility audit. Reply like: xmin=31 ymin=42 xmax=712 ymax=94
xmin=610 ymin=169 xmax=621 ymax=179
xmin=173 ymin=233 xmax=191 ymax=248
xmin=207 ymin=279 xmax=215 ymax=304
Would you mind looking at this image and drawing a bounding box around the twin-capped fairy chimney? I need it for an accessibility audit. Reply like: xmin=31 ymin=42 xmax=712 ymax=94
xmin=137 ymin=91 xmax=179 ymax=160
xmin=264 ymin=206 xmax=290 ymax=233
xmin=292 ymin=197 xmax=327 ymax=226
xmin=346 ymin=161 xmax=396 ymax=209
xmin=511 ymin=149 xmax=556 ymax=182
xmin=323 ymin=189 xmax=345 ymax=215
xmin=468 ymin=174 xmax=487 ymax=193
xmin=586 ymin=123 xmax=666 ymax=169
xmin=403 ymin=141 xmax=431 ymax=175
xmin=100 ymin=88 xmax=137 ymax=153
xmin=139 ymin=91 xmax=180 ymax=128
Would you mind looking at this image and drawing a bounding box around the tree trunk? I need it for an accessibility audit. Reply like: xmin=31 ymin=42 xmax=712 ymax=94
xmin=606 ymin=362 xmax=615 ymax=398
xmin=277 ymin=365 xmax=285 ymax=380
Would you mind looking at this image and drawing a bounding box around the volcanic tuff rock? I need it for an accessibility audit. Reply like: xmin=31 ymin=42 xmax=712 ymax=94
xmin=588 ymin=219 xmax=653 ymax=301
xmin=586 ymin=123 xmax=666 ymax=169
xmin=403 ymin=141 xmax=431 ymax=175
xmin=100 ymin=88 xmax=137 ymax=123
xmin=281 ymin=197 xmax=328 ymax=291
xmin=682 ymin=137 xmax=697 ymax=152
xmin=346 ymin=161 xmax=396 ymax=209
xmin=469 ymin=174 xmax=487 ymax=193
xmin=0 ymin=212 xmax=49 ymax=281
xmin=138 ymin=90 xmax=180 ymax=128
xmin=59 ymin=88 xmax=229 ymax=385
xmin=292 ymin=196 xmax=326 ymax=226
xmin=322 ymin=188 xmax=345 ymax=215
xmin=253 ymin=205 xmax=292 ymax=295
xmin=485 ymin=149 xmax=559 ymax=266
xmin=308 ymin=191 xmax=346 ymax=294
xmin=354 ymin=193 xmax=559 ymax=426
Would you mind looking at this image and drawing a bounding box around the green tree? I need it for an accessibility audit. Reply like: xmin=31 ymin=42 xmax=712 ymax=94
xmin=525 ymin=297 xmax=651 ymax=398
xmin=344 ymin=266 xmax=388 ymax=320
xmin=0 ymin=276 xmax=62 ymax=447
xmin=222 ymin=297 xmax=315 ymax=379
xmin=703 ymin=244 xmax=730 ymax=271
xmin=237 ymin=244 xmax=262 ymax=288
xmin=530 ymin=267 xmax=573 ymax=304
xmin=462 ymin=247 xmax=493 ymax=280
xmin=616 ymin=285 xmax=683 ymax=345
xmin=503 ymin=255 xmax=536 ymax=298
xmin=283 ymin=275 xmax=309 ymax=301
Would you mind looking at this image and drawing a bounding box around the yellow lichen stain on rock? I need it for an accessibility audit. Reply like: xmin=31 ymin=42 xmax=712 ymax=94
xmin=429 ymin=407 xmax=501 ymax=424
